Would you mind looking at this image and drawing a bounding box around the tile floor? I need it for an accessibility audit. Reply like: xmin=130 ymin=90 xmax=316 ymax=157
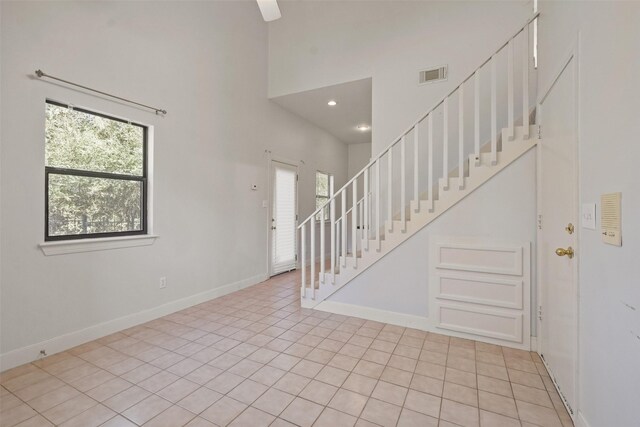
xmin=0 ymin=271 xmax=573 ymax=427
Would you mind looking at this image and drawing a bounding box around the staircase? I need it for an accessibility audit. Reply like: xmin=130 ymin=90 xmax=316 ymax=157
xmin=297 ymin=15 xmax=539 ymax=309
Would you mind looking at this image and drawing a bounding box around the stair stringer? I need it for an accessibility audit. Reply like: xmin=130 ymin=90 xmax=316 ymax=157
xmin=302 ymin=125 xmax=538 ymax=309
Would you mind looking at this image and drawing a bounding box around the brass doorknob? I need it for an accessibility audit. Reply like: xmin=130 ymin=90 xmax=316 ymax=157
xmin=555 ymin=247 xmax=574 ymax=259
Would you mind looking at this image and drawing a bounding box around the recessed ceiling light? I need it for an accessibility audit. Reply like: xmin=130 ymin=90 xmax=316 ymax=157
xmin=327 ymin=100 xmax=337 ymax=106
xmin=357 ymin=124 xmax=371 ymax=131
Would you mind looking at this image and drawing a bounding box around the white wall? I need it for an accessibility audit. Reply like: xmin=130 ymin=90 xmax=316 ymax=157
xmin=269 ymin=0 xmax=532 ymax=155
xmin=329 ymin=150 xmax=537 ymax=320
xmin=348 ymin=143 xmax=372 ymax=179
xmin=538 ymin=2 xmax=640 ymax=426
xmin=0 ymin=0 xmax=348 ymax=367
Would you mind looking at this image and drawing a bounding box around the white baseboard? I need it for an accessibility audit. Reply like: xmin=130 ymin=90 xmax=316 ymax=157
xmin=315 ymin=300 xmax=431 ymax=330
xmin=0 ymin=273 xmax=268 ymax=372
xmin=576 ymin=411 xmax=591 ymax=427
xmin=315 ymin=301 xmax=536 ymax=351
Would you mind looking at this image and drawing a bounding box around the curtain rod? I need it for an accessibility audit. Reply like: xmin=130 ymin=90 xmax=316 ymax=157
xmin=35 ymin=69 xmax=167 ymax=115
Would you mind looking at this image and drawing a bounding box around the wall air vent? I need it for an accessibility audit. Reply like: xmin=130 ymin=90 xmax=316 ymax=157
xmin=419 ymin=65 xmax=448 ymax=85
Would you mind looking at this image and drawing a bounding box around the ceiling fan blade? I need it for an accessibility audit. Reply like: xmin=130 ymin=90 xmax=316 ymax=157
xmin=257 ymin=0 xmax=282 ymax=22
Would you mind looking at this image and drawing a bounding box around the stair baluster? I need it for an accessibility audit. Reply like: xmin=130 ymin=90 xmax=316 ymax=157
xmin=297 ymin=15 xmax=539 ymax=303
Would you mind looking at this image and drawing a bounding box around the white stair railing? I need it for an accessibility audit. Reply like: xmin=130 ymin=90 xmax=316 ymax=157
xmin=298 ymin=14 xmax=538 ymax=300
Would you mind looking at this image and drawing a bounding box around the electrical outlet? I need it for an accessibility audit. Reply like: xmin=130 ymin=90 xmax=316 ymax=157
xmin=159 ymin=277 xmax=167 ymax=289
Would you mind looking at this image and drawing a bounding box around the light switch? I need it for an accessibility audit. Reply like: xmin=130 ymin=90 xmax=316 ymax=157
xmin=581 ymin=203 xmax=596 ymax=230
xmin=262 ymin=200 xmax=268 ymax=208
xmin=601 ymin=192 xmax=622 ymax=246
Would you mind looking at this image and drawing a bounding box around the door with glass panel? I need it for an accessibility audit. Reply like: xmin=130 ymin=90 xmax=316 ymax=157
xmin=270 ymin=161 xmax=298 ymax=276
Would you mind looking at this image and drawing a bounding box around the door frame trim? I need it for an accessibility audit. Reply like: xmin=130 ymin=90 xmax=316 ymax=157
xmin=536 ymin=36 xmax=580 ymax=419
xmin=267 ymin=155 xmax=300 ymax=278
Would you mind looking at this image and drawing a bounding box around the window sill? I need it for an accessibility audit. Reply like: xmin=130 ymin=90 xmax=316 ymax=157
xmin=39 ymin=234 xmax=158 ymax=256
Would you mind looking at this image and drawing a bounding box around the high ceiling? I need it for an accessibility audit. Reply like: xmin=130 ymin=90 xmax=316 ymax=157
xmin=271 ymin=78 xmax=372 ymax=145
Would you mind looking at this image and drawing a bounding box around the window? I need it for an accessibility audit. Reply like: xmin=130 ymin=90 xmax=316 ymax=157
xmin=45 ymin=101 xmax=147 ymax=240
xmin=315 ymin=171 xmax=331 ymax=221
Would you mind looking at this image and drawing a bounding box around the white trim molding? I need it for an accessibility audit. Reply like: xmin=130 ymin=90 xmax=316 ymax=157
xmin=0 ymin=273 xmax=267 ymax=371
xmin=315 ymin=301 xmax=430 ymax=331
xmin=39 ymin=234 xmax=159 ymax=256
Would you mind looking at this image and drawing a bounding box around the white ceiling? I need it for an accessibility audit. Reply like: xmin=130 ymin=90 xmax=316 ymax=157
xmin=271 ymin=78 xmax=372 ymax=145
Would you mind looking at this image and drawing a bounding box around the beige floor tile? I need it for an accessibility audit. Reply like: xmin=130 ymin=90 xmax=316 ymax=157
xmin=299 ymin=379 xmax=337 ymax=405
xmin=352 ymin=360 xmax=384 ymax=379
xmin=121 ymin=395 xmax=172 ymax=425
xmin=314 ymin=365 xmax=349 ymax=387
xmin=516 ymin=400 xmax=563 ymax=427
xmin=304 ymin=348 xmax=335 ymax=364
xmin=42 ymin=394 xmax=97 ymax=425
xmin=339 ymin=344 xmax=368 ymax=359
xmin=443 ymin=381 xmax=478 ymax=407
xmin=268 ymin=354 xmax=301 ymax=371
xmin=342 ymin=373 xmax=377 ymax=396
xmin=26 ymin=385 xmax=81 ymax=413
xmin=58 ymin=404 xmax=115 ymax=427
xmin=314 ymin=407 xmax=357 ymax=427
xmin=103 ymin=385 xmax=151 ymax=413
xmin=505 ymin=357 xmax=538 ymax=374
xmin=360 ymin=398 xmax=401 ymax=427
xmin=290 ymin=360 xmax=324 ymax=378
xmin=228 ymin=407 xmax=274 ymax=427
xmin=270 ymin=418 xmax=297 ymax=427
xmin=478 ymin=390 xmax=518 ymax=418
xmin=157 ymin=378 xmax=200 ymax=403
xmin=327 ymin=388 xmax=368 ymax=417
xmin=512 ymin=383 xmax=554 ymax=408
xmin=200 ymin=396 xmax=247 ymax=426
xmin=397 ymin=408 xmax=439 ymax=427
xmin=228 ymin=379 xmax=269 ymax=405
xmin=184 ymin=365 xmax=223 ymax=385
xmin=13 ymin=414 xmax=55 ymax=427
xmin=209 ymin=353 xmax=243 ymax=371
xmin=476 ymin=351 xmax=506 ymax=367
xmin=204 ymin=371 xmax=244 ymax=394
xmin=138 ymin=371 xmax=180 ymax=393
xmin=448 ymin=346 xmax=476 ymax=360
xmin=177 ymin=387 xmax=223 ymax=414
xmin=279 ymin=397 xmax=323 ymax=427
xmin=329 ymin=354 xmax=360 ymax=372
xmin=410 ymin=374 xmax=444 ymax=396
xmin=13 ymin=377 xmax=65 ymax=402
xmin=252 ymin=388 xmax=295 ymax=416
xmin=371 ymin=381 xmax=408 ymax=406
xmin=479 ymin=410 xmax=521 ymax=427
xmin=183 ymin=417 xmax=216 ymax=427
xmin=228 ymin=359 xmax=263 ymax=378
xmin=85 ymin=378 xmax=132 ymax=402
xmin=477 ymin=375 xmax=513 ymax=398
xmin=403 ymin=389 xmax=441 ymax=418
xmin=440 ymin=399 xmax=480 ymax=427
xmin=415 ymin=360 xmax=446 ymax=380
xmin=508 ymin=369 xmax=545 ymax=390
xmin=380 ymin=366 xmax=413 ymax=387
xmin=0 ymin=271 xmax=574 ymax=427
xmin=445 ymin=367 xmax=477 ymax=388
xmin=387 ymin=355 xmax=417 ymax=372
xmin=0 ymin=403 xmax=37 ymax=426
xmin=272 ymin=372 xmax=309 ymax=395
xmin=249 ymin=365 xmax=287 ymax=387
xmin=477 ymin=362 xmax=509 ymax=381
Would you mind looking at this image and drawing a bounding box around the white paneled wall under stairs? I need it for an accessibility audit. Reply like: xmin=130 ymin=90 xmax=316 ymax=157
xmin=298 ymin=15 xmax=540 ymax=309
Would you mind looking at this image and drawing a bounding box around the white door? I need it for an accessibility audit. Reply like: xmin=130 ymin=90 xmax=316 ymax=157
xmin=538 ymin=53 xmax=578 ymax=416
xmin=270 ymin=161 xmax=298 ymax=276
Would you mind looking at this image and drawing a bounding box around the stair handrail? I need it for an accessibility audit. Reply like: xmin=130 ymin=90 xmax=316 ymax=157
xmin=297 ymin=12 xmax=539 ymax=230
